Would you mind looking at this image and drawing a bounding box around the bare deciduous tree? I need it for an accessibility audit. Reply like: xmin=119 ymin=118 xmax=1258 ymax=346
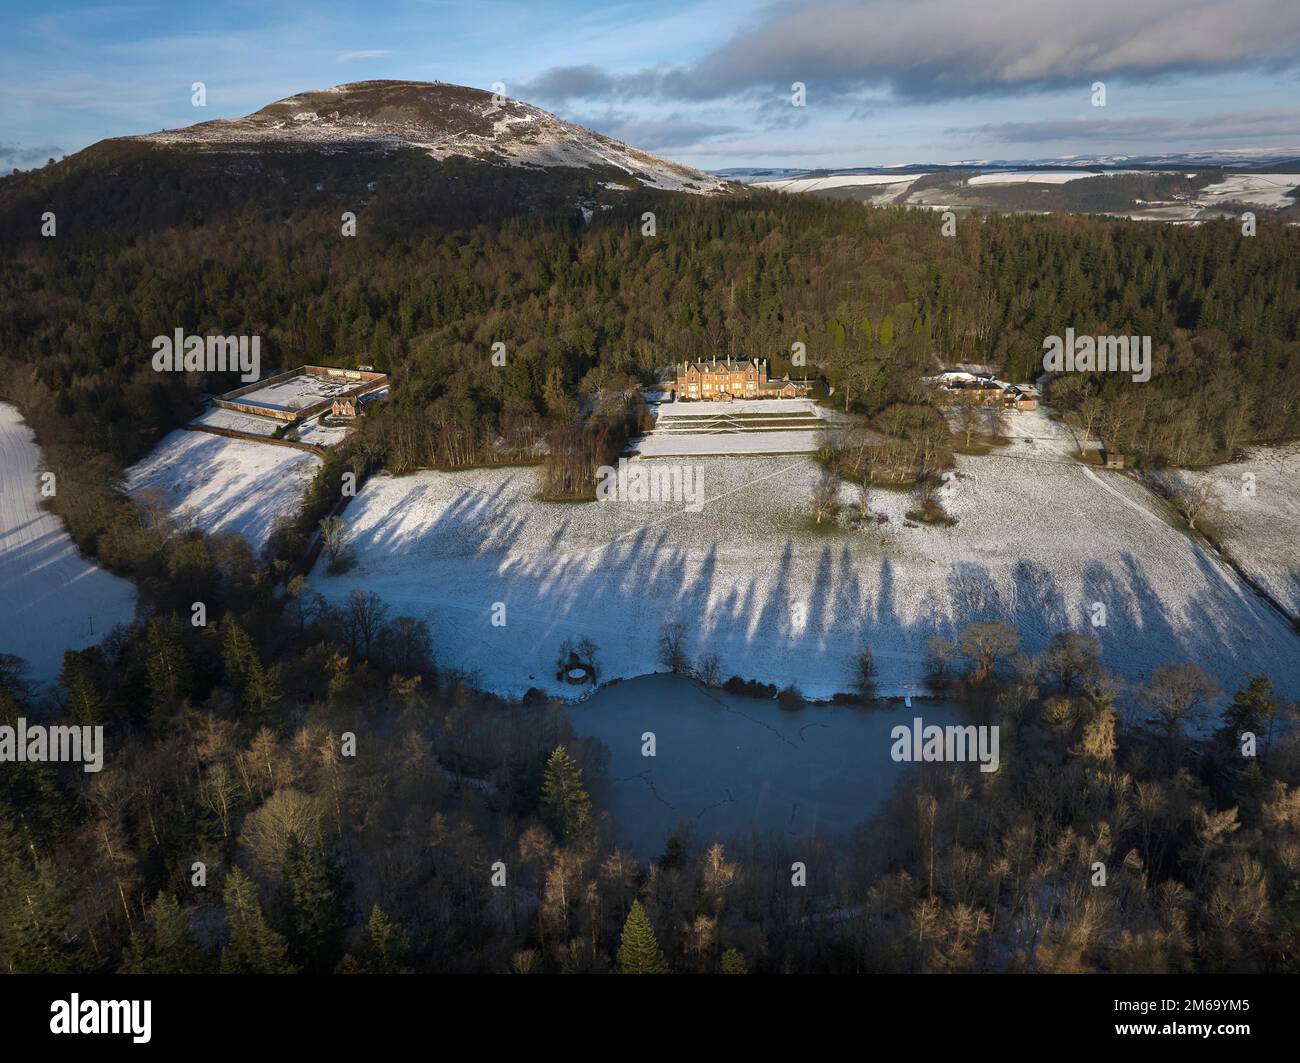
xmin=953 ymin=394 xmax=985 ymax=447
xmin=957 ymin=622 xmax=1021 ymax=684
xmin=319 ymin=515 xmax=353 ymax=572
xmin=697 ymin=651 xmax=722 ymax=688
xmin=1167 ymin=475 xmax=1228 ymax=538
xmin=342 ymin=589 xmax=390 ymax=661
xmin=1038 ymin=632 xmax=1102 ymax=695
xmin=1142 ymin=662 xmax=1221 ymax=765
xmin=657 ymin=621 xmax=689 ymax=674
xmin=810 ymin=470 xmax=840 ymax=525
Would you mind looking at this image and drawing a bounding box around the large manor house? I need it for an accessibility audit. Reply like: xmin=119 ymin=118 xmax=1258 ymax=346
xmin=673 ymin=357 xmax=810 ymax=401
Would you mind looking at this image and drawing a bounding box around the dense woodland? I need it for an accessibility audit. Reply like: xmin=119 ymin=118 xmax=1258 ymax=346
xmin=2 ymin=141 xmax=1298 ymax=481
xmin=2 ymin=598 xmax=1298 ymax=973
xmin=1 ymin=142 xmax=1299 ymax=973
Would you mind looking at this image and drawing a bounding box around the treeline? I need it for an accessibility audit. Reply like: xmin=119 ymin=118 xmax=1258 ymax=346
xmin=821 ymin=402 xmax=956 ymax=486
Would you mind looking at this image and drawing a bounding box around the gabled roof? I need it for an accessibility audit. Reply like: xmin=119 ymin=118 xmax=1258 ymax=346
xmin=679 ymin=357 xmax=765 ymax=373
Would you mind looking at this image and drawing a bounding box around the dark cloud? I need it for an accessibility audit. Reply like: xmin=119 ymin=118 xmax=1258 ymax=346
xmin=949 ymin=109 xmax=1300 ymax=143
xmin=0 ymin=142 xmax=65 ymax=171
xmin=520 ymin=64 xmax=661 ymax=103
xmin=520 ymin=64 xmax=619 ymax=102
xmin=521 ymin=0 xmax=1300 ymax=106
xmin=566 ymin=108 xmax=739 ymax=150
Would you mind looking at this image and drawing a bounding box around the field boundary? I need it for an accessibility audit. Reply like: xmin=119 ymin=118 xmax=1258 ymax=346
xmin=182 ymin=422 xmax=327 ymax=456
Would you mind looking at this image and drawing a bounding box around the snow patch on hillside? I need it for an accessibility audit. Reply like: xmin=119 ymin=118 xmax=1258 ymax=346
xmin=1197 ymin=174 xmax=1300 ymax=209
xmin=1166 ymin=443 xmax=1300 ymax=620
xmin=126 ymin=430 xmax=320 ymax=551
xmin=133 ymin=81 xmax=728 ymax=196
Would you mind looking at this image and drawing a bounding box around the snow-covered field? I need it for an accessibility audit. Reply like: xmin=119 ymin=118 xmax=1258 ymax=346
xmin=309 ymin=406 xmax=1300 ymax=702
xmin=1198 ymin=174 xmax=1300 ymax=209
xmin=1168 ymin=443 xmax=1300 ymax=621
xmin=0 ymin=403 xmax=137 ymax=683
xmin=126 ymin=430 xmax=320 ymax=551
xmin=964 ymin=170 xmax=1150 ymax=185
xmin=755 ymin=173 xmax=928 ymax=196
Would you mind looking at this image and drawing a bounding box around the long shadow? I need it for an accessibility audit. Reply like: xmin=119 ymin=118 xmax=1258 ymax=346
xmin=302 ymin=463 xmax=1300 ymax=702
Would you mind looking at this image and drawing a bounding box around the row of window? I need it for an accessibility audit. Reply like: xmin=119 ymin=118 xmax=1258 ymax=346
xmin=687 ymin=382 xmax=760 ymax=393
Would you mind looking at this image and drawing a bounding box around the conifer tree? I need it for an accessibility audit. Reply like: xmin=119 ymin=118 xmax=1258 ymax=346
xmin=617 ymin=899 xmax=668 ymax=974
xmin=338 ymin=904 xmax=410 ymax=974
xmin=222 ymin=620 xmax=277 ymax=719
xmin=1219 ymin=675 xmax=1277 ymax=750
xmin=0 ymin=836 xmax=92 ymax=974
xmin=122 ymin=892 xmax=208 ymax=973
xmin=283 ymin=835 xmax=352 ymax=973
xmin=241 ymin=654 xmax=278 ymax=720
xmin=720 ymin=948 xmax=748 ymax=974
xmin=221 ymin=619 xmax=255 ymax=680
xmin=59 ymin=651 xmax=105 ymax=728
xmin=0 ymin=695 xmax=71 ymax=840
xmin=144 ymin=615 xmax=191 ymax=721
xmin=219 ymin=867 xmax=296 ymax=974
xmin=541 ymin=745 xmax=592 ymax=842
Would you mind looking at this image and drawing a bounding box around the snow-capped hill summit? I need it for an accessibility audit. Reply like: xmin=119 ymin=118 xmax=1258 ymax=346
xmin=132 ymin=80 xmax=727 ymax=195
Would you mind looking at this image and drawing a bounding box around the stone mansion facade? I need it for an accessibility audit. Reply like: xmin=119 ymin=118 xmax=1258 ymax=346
xmin=673 ymin=357 xmax=810 ymax=401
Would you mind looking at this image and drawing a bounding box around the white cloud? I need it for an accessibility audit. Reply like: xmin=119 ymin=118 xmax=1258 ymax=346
xmin=526 ymin=0 xmax=1300 ymax=104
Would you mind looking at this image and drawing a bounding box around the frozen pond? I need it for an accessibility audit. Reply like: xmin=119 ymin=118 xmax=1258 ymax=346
xmin=567 ymin=673 xmax=968 ymax=856
xmin=0 ymin=402 xmax=137 ymax=683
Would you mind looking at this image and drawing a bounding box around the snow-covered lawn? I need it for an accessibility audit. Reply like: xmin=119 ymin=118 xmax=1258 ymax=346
xmin=309 ymin=408 xmax=1300 ymax=702
xmin=1169 ymin=443 xmax=1300 ymax=621
xmin=0 ymin=403 xmax=137 ymax=683
xmin=660 ymin=398 xmax=820 ymax=416
xmin=126 ymin=430 xmax=320 ymax=551
xmin=637 ymin=397 xmax=828 ymax=456
xmin=636 ymin=430 xmax=826 ymax=457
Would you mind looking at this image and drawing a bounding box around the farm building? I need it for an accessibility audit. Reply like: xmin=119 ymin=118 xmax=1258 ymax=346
xmin=935 ymin=371 xmax=1038 ymax=409
xmin=1002 ymin=385 xmax=1039 ymax=411
xmin=215 ymin=365 xmax=389 ymax=423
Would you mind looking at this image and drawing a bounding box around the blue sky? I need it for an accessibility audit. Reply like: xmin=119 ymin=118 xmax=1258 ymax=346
xmin=3 ymin=0 xmax=1299 ymax=172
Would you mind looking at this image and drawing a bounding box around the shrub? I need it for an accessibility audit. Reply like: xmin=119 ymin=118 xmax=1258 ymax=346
xmin=723 ymin=676 xmax=778 ymax=699
xmin=776 ymin=684 xmax=804 ymax=711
